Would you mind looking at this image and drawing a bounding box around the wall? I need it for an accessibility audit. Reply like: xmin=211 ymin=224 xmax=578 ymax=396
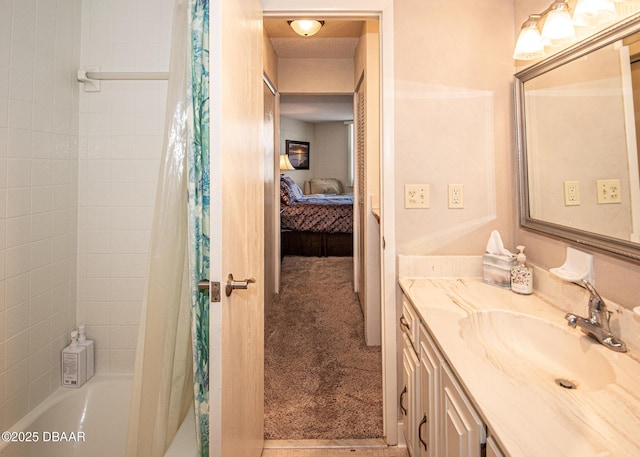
xmin=0 ymin=0 xmax=81 ymax=431
xmin=280 ymin=117 xmax=314 ymax=187
xmin=278 ymin=58 xmax=354 ymax=93
xmin=263 ymin=30 xmax=278 ymax=86
xmin=515 ymin=0 xmax=640 ymax=308
xmin=278 ymin=53 xmax=354 ymax=191
xmin=280 ymin=117 xmax=350 ymax=191
xmin=312 ymin=122 xmax=350 ymax=189
xmin=77 ymin=0 xmax=174 ymax=373
xmin=392 ymin=0 xmax=516 ymax=422
xmin=394 ymin=0 xmax=516 ymax=257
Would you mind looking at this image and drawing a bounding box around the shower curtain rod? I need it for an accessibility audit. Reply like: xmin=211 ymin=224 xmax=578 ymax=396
xmin=85 ymin=71 xmax=169 ymax=80
xmin=77 ymin=67 xmax=169 ymax=92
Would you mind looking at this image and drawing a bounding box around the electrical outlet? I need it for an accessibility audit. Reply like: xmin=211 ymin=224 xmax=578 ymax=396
xmin=405 ymin=184 xmax=430 ymax=208
xmin=596 ymin=179 xmax=622 ymax=204
xmin=563 ymin=181 xmax=580 ymax=206
xmin=448 ymin=184 xmax=464 ymax=208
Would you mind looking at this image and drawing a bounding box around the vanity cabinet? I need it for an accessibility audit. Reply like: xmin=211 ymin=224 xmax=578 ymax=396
xmin=401 ymin=293 xmax=500 ymax=457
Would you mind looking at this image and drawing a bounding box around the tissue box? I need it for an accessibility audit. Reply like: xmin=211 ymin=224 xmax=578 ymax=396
xmin=483 ymin=254 xmax=516 ymax=289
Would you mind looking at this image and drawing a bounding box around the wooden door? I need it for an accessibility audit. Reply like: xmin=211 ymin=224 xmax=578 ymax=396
xmin=209 ymin=0 xmax=264 ymax=456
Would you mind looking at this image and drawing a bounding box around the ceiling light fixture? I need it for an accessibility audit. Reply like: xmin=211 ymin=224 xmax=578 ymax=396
xmin=288 ymin=19 xmax=325 ymax=37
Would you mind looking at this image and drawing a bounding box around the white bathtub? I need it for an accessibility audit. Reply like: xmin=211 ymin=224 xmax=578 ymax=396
xmin=0 ymin=374 xmax=195 ymax=457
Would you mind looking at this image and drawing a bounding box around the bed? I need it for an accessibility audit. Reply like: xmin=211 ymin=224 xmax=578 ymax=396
xmin=280 ymin=177 xmax=353 ymax=257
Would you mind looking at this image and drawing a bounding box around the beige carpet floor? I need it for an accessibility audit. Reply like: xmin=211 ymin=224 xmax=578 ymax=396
xmin=264 ymin=256 xmax=383 ymax=440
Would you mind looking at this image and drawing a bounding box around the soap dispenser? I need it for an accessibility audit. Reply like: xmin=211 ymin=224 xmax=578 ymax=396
xmin=78 ymin=324 xmax=95 ymax=380
xmin=511 ymin=245 xmax=533 ymax=295
xmin=62 ymin=330 xmax=87 ymax=388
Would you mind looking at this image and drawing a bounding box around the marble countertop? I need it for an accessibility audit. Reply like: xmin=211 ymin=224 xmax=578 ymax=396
xmin=399 ymin=277 xmax=640 ymax=457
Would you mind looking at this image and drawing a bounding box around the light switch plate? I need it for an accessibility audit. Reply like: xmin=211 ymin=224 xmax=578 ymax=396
xmin=596 ymin=179 xmax=621 ymax=204
xmin=405 ymin=184 xmax=430 ymax=208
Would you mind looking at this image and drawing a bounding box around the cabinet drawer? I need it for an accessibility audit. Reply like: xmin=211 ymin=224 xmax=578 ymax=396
xmin=401 ymin=295 xmax=419 ymax=348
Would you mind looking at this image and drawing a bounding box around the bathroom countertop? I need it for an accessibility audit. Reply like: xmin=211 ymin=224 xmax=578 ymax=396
xmin=399 ymin=277 xmax=640 ymax=457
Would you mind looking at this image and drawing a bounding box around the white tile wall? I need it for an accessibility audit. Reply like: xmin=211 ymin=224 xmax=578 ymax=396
xmin=77 ymin=0 xmax=174 ymax=374
xmin=1 ymin=0 xmax=175 ymax=431
xmin=0 ymin=0 xmax=82 ymax=432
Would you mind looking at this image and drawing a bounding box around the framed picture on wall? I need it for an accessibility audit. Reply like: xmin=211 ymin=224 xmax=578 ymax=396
xmin=286 ymin=140 xmax=310 ymax=170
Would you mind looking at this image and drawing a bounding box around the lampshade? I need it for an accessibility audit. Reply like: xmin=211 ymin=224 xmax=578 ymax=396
xmin=541 ymin=1 xmax=576 ymax=46
xmin=279 ymin=154 xmax=294 ymax=171
xmin=573 ymin=0 xmax=617 ymax=27
xmin=513 ymin=16 xmax=545 ymax=60
xmin=288 ymin=20 xmax=324 ymax=37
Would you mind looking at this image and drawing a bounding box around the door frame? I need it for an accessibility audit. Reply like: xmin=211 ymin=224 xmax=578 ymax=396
xmin=263 ymin=0 xmax=397 ymax=444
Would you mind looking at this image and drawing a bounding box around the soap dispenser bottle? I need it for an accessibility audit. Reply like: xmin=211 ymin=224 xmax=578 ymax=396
xmin=78 ymin=324 xmax=95 ymax=380
xmin=62 ymin=330 xmax=87 ymax=388
xmin=511 ymin=245 xmax=533 ymax=295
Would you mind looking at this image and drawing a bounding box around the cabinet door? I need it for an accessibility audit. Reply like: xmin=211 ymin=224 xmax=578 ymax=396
xmin=441 ymin=364 xmax=485 ymax=457
xmin=486 ymin=436 xmax=505 ymax=457
xmin=418 ymin=324 xmax=442 ymax=457
xmin=402 ymin=333 xmax=419 ymax=456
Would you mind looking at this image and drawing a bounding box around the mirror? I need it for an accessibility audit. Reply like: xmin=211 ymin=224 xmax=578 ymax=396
xmin=516 ymin=13 xmax=640 ymax=262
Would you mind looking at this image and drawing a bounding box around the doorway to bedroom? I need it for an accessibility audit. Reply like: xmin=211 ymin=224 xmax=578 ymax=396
xmin=263 ymin=17 xmax=384 ymax=444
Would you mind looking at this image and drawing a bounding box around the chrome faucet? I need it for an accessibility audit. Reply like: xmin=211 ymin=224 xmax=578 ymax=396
xmin=564 ymin=280 xmax=627 ymax=352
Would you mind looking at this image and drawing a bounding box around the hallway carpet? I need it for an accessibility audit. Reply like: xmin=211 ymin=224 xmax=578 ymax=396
xmin=264 ymin=256 xmax=383 ymax=440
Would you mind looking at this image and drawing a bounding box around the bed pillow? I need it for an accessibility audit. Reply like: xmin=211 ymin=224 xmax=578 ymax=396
xmin=309 ymin=178 xmax=343 ymax=195
xmin=280 ymin=176 xmax=304 ymax=205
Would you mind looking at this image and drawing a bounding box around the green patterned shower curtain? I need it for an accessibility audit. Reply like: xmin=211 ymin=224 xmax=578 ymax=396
xmin=187 ymin=0 xmax=210 ymax=455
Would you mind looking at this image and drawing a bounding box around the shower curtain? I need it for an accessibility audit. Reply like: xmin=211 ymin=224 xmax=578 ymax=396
xmin=125 ymin=0 xmax=210 ymax=456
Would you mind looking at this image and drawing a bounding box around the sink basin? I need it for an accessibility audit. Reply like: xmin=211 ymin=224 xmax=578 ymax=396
xmin=459 ymin=310 xmax=615 ymax=391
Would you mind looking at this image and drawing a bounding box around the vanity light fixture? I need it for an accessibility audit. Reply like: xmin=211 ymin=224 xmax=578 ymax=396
xmin=541 ymin=1 xmax=576 ymax=46
xmin=513 ymin=15 xmax=546 ymax=60
xmin=573 ymin=0 xmax=617 ymax=27
xmin=288 ymin=19 xmax=324 ymax=37
xmin=514 ymin=1 xmax=575 ymax=60
xmin=514 ymin=0 xmax=622 ymax=60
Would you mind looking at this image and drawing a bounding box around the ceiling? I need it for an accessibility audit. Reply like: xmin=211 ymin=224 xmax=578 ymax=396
xmin=264 ymin=19 xmax=367 ymax=123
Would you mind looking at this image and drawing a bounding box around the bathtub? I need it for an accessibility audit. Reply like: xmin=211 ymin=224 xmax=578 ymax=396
xmin=0 ymin=374 xmax=195 ymax=457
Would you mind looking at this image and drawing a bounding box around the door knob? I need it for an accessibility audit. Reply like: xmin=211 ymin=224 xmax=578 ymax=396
xmin=225 ymin=273 xmax=256 ymax=297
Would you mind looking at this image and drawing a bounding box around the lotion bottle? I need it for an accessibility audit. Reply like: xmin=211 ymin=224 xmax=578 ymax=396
xmin=510 ymin=245 xmax=533 ymax=295
xmin=62 ymin=330 xmax=87 ymax=388
xmin=77 ymin=324 xmax=95 ymax=380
